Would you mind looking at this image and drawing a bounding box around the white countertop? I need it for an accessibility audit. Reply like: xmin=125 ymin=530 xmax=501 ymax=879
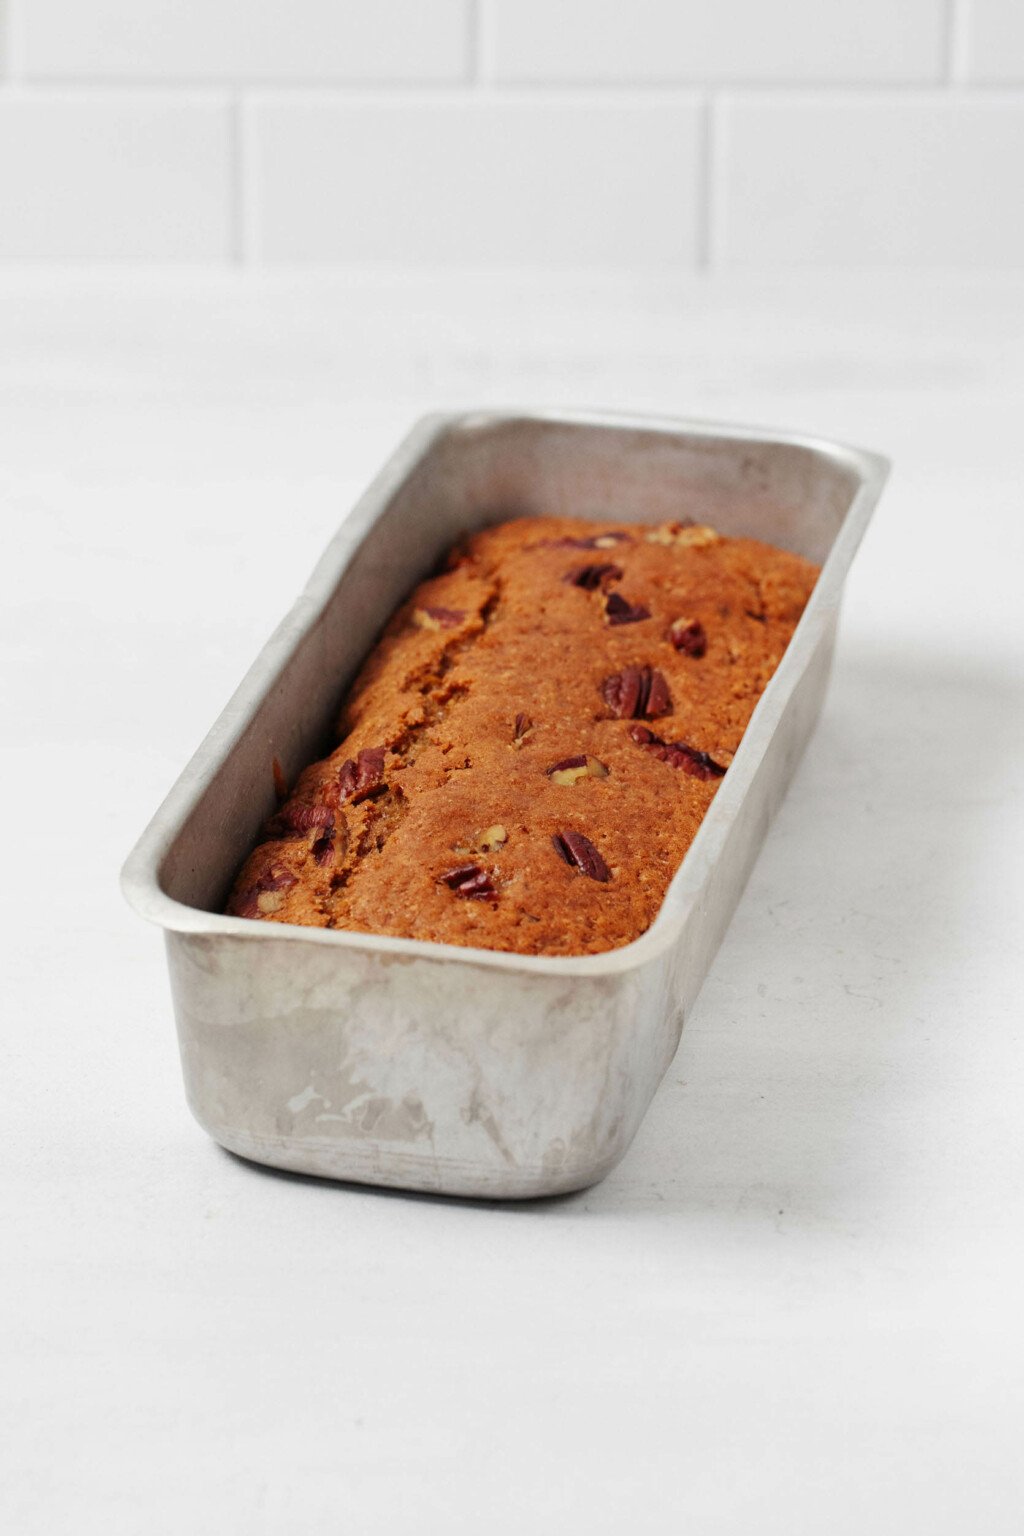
xmin=3 ymin=270 xmax=1023 ymax=1534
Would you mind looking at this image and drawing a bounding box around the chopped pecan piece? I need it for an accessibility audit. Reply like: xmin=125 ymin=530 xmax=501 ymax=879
xmin=604 ymin=592 xmax=650 ymax=626
xmin=644 ymin=519 xmax=693 ymax=545
xmin=228 ymin=866 xmax=298 ymax=919
xmin=547 ymin=755 xmax=609 ymax=786
xmin=667 ymin=617 xmax=707 ymax=657
xmin=552 ymin=830 xmax=611 ymax=882
xmin=271 ymin=756 xmax=289 ymax=804
xmin=477 ymin=824 xmax=507 ymax=852
xmin=644 ymin=668 xmax=672 ymax=717
xmin=555 ymin=531 xmax=632 ymax=550
xmin=268 ymin=802 xmax=334 ymax=836
xmin=512 ymin=712 xmax=534 ymax=747
xmin=629 ymin=724 xmax=727 ymax=780
xmin=413 ymin=605 xmax=466 ymax=631
xmin=600 ymin=665 xmax=671 ymax=720
xmin=438 ymin=863 xmax=498 ymax=900
xmin=454 ymin=825 xmax=508 ymax=855
xmin=645 ymin=522 xmax=719 ymax=548
xmin=337 ymin=746 xmax=386 ymax=804
xmin=311 ymin=831 xmax=335 ymax=866
xmin=563 ymin=562 xmax=623 ymax=591
xmin=679 ymin=525 xmax=719 ymax=548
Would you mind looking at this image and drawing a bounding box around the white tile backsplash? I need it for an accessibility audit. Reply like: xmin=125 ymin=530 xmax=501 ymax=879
xmin=967 ymin=0 xmax=1024 ymax=82
xmin=1 ymin=0 xmax=1022 ymax=265
xmin=716 ymin=94 xmax=1024 ymax=266
xmin=0 ymin=95 xmax=231 ymax=259
xmin=249 ymin=95 xmax=701 ymax=266
xmin=20 ymin=0 xmax=470 ymax=83
xmin=488 ymin=0 xmax=946 ymax=84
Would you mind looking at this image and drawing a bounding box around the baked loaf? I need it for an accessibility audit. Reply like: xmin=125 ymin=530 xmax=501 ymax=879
xmin=226 ymin=515 xmax=819 ymax=955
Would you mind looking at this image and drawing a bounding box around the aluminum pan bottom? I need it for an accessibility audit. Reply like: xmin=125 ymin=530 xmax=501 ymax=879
xmin=122 ymin=411 xmax=887 ymax=1199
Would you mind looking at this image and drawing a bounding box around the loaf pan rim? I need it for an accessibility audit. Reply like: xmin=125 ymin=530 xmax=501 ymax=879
xmin=121 ymin=407 xmax=889 ymax=978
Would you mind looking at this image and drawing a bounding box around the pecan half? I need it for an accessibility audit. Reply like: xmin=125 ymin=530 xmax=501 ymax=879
xmin=547 ymin=755 xmax=609 ymax=786
xmin=605 ymin=592 xmax=650 ymax=626
xmin=629 ymin=724 xmax=727 ymax=780
xmin=552 ymin=830 xmax=611 ymax=882
xmin=438 ymin=863 xmax=498 ymax=900
xmin=413 ymin=605 xmax=466 ymax=631
xmin=228 ymin=866 xmax=298 ymax=919
xmin=600 ymin=665 xmax=671 ymax=720
xmin=337 ymin=746 xmax=386 ymax=804
xmin=667 ymin=617 xmax=707 ymax=657
xmin=563 ymin=562 xmax=623 ymax=590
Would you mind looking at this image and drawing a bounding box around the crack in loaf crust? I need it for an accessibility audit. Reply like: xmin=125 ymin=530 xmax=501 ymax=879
xmin=226 ymin=515 xmax=820 ymax=956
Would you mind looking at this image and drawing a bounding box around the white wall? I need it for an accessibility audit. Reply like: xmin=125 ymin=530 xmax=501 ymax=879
xmin=1 ymin=0 xmax=1022 ymax=265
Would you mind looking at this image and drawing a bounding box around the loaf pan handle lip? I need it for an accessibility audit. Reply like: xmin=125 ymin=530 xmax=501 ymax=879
xmin=121 ymin=408 xmax=890 ymax=981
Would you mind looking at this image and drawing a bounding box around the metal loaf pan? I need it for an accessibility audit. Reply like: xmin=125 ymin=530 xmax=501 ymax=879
xmin=122 ymin=411 xmax=888 ymax=1200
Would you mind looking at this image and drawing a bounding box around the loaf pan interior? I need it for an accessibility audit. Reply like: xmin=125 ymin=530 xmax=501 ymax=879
xmin=129 ymin=411 xmax=883 ymax=947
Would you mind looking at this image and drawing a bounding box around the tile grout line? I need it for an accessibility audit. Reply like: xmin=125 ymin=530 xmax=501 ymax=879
xmin=946 ymin=0 xmax=971 ymax=85
xmin=466 ymin=0 xmax=479 ymax=87
xmin=227 ymin=94 xmax=244 ymax=265
xmin=3 ymin=0 xmax=22 ymax=80
xmin=701 ymin=92 xmax=726 ymax=272
xmin=695 ymin=92 xmax=712 ymax=270
xmin=6 ymin=80 xmax=1024 ymax=101
xmin=472 ymin=0 xmax=491 ymax=89
xmin=235 ymin=93 xmax=262 ymax=266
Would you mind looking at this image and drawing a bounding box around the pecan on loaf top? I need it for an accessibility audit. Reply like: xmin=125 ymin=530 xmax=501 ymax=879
xmin=226 ymin=515 xmax=819 ymax=956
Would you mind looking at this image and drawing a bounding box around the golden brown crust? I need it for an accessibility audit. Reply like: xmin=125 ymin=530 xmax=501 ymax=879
xmin=226 ymin=515 xmax=819 ymax=955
